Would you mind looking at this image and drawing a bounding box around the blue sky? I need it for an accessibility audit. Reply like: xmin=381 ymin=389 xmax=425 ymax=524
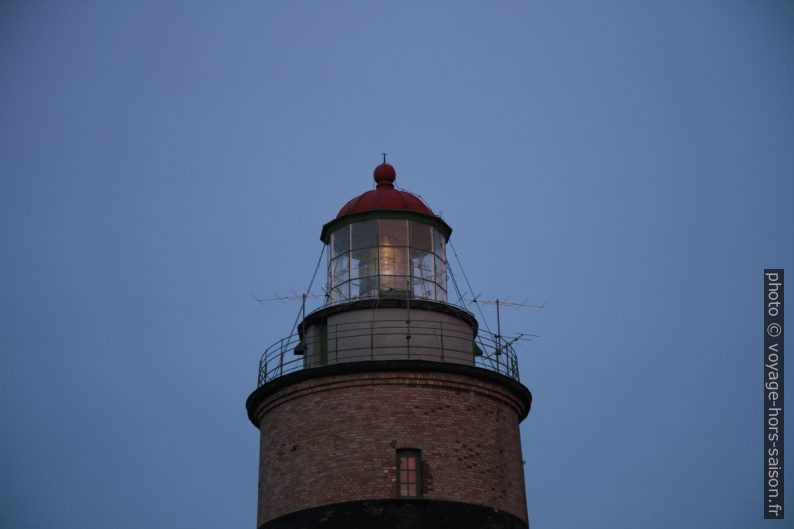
xmin=1 ymin=1 xmax=792 ymax=528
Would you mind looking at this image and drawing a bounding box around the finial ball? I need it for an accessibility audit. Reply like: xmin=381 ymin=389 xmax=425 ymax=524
xmin=373 ymin=162 xmax=396 ymax=188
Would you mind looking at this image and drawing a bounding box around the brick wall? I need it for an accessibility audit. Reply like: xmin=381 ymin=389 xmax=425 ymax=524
xmin=251 ymin=368 xmax=530 ymax=525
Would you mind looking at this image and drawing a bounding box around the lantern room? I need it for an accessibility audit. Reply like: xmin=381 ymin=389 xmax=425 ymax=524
xmin=320 ymin=161 xmax=452 ymax=304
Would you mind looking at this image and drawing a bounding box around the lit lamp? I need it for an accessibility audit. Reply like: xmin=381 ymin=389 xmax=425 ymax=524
xmin=379 ymin=244 xmax=409 ymax=296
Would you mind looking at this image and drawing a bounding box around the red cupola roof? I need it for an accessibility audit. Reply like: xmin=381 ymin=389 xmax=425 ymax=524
xmin=336 ymin=162 xmax=435 ymax=218
xmin=321 ymin=158 xmax=452 ymax=244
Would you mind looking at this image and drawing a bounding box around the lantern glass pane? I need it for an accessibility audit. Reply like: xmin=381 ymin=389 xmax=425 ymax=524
xmin=331 ymin=226 xmax=350 ymax=258
xmin=379 ymin=219 xmax=407 ymax=247
xmin=433 ymin=229 xmax=446 ymax=261
xmin=379 ymin=247 xmax=408 ymax=277
xmin=351 ymin=220 xmax=378 ymax=250
xmin=331 ymin=254 xmax=349 ymax=290
xmin=351 ymin=248 xmax=377 ymax=280
xmin=409 ymin=221 xmax=432 ymax=251
xmin=410 ymin=248 xmax=434 ymax=282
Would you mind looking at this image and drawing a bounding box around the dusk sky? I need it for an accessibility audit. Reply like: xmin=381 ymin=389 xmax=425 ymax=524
xmin=1 ymin=2 xmax=793 ymax=528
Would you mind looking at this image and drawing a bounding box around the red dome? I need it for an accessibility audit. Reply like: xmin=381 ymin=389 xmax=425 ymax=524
xmin=336 ymin=162 xmax=435 ymax=218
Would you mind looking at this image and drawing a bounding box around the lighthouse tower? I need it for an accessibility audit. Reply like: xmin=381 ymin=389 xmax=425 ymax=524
xmin=246 ymin=160 xmax=532 ymax=529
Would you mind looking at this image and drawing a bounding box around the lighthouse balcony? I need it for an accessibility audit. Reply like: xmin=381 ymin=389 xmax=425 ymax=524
xmin=257 ymin=300 xmax=520 ymax=386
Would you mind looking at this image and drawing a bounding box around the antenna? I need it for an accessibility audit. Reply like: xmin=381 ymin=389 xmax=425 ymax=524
xmin=253 ymin=293 xmax=325 ymax=304
xmin=457 ymin=295 xmax=544 ymax=364
xmin=461 ymin=297 xmax=546 ymax=310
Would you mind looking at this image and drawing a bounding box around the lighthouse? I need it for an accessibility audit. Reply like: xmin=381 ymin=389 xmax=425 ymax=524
xmin=246 ymin=160 xmax=532 ymax=529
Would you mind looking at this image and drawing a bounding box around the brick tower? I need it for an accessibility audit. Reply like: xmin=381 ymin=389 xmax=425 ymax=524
xmin=246 ymin=160 xmax=532 ymax=529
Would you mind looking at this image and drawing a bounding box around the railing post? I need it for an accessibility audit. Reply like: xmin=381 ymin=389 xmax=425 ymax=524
xmin=406 ymin=293 xmax=411 ymax=358
xmin=279 ymin=338 xmax=284 ymax=376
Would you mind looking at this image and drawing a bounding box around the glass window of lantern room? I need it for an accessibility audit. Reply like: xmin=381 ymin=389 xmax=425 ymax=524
xmin=434 ymin=229 xmax=447 ymax=301
xmin=378 ymin=219 xmax=409 ymax=296
xmin=409 ymin=222 xmax=432 ymax=300
xmin=379 ymin=219 xmax=408 ymax=246
xmin=330 ymin=253 xmax=349 ymax=302
xmin=412 ymin=278 xmax=435 ymax=300
xmin=434 ymin=253 xmax=447 ymax=299
xmin=351 ymin=247 xmax=378 ymax=299
xmin=410 ymin=248 xmax=435 ymax=300
xmin=434 ymin=229 xmax=446 ymax=261
xmin=379 ymin=247 xmax=409 ymax=295
xmin=347 ymin=220 xmax=379 ymax=301
xmin=396 ymin=449 xmax=422 ymax=498
xmin=351 ymin=220 xmax=378 ymax=250
xmin=331 ymin=225 xmax=350 ymax=258
xmin=329 ymin=226 xmax=351 ymax=304
xmin=409 ymin=221 xmax=432 ymax=251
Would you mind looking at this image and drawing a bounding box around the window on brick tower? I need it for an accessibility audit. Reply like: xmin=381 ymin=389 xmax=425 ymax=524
xmin=396 ymin=449 xmax=422 ymax=498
